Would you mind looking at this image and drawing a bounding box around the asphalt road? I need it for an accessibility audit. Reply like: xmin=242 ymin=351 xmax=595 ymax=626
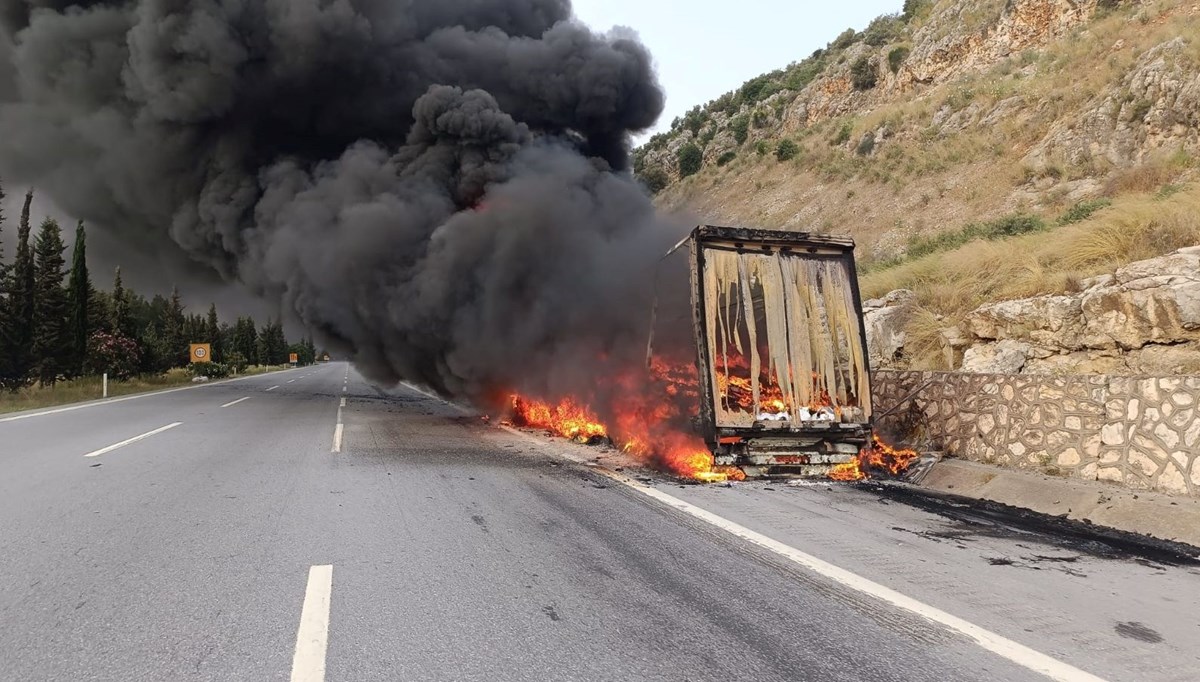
xmin=1 ymin=362 xmax=1196 ymax=681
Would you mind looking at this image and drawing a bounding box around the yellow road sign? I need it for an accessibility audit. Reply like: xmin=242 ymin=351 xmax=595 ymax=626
xmin=190 ymin=343 xmax=212 ymax=363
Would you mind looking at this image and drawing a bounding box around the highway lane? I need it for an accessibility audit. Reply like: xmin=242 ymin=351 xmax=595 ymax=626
xmin=0 ymin=362 xmax=1193 ymax=680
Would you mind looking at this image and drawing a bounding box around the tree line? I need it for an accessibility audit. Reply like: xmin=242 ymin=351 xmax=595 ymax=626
xmin=0 ymin=185 xmax=319 ymax=390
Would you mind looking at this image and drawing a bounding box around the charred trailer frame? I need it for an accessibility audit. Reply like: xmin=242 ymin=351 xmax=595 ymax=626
xmin=687 ymin=226 xmax=874 ymax=478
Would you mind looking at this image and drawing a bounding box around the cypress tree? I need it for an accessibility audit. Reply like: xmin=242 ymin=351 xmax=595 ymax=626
xmin=66 ymin=221 xmax=91 ymax=377
xmin=32 ymin=217 xmax=68 ymax=386
xmin=3 ymin=190 xmax=36 ymax=388
xmin=0 ymin=178 xmax=8 ymax=382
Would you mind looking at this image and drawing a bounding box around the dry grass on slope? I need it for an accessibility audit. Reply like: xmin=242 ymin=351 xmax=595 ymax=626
xmin=860 ymin=183 xmax=1200 ymax=368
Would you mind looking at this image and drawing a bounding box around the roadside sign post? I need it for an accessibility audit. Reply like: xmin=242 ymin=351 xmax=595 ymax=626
xmin=190 ymin=344 xmax=212 ymax=364
xmin=289 ymin=352 xmax=299 ymax=366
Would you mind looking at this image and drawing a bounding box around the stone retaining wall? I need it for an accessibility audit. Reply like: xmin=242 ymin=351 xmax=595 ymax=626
xmin=872 ymin=371 xmax=1200 ymax=497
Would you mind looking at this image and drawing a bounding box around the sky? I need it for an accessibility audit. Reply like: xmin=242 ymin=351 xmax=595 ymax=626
xmin=571 ymin=0 xmax=903 ymax=138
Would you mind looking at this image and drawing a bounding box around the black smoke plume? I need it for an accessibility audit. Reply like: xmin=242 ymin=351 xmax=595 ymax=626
xmin=0 ymin=0 xmax=689 ymax=404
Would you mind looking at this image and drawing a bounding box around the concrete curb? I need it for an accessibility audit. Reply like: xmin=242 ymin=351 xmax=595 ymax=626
xmin=919 ymin=459 xmax=1200 ymax=548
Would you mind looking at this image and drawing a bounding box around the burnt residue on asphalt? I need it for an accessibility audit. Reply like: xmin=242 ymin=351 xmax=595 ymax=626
xmin=863 ymin=481 xmax=1200 ymax=567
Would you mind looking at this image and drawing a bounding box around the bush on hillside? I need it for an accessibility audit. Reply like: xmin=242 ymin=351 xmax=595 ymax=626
xmin=831 ymin=122 xmax=853 ymax=146
xmin=716 ymin=151 xmax=737 ymax=167
xmin=888 ymin=46 xmax=911 ymax=73
xmin=830 ymin=28 xmax=858 ymax=51
xmin=677 ymin=144 xmax=703 ymax=178
xmin=775 ymin=139 xmax=800 ymax=162
xmin=1057 ymin=199 xmax=1112 ymax=225
xmin=863 ymin=14 xmax=904 ymax=47
xmin=638 ymin=168 xmax=669 ymax=194
xmin=851 ymin=57 xmax=878 ymax=90
xmin=902 ymin=0 xmax=931 ymax=23
xmin=730 ymin=115 xmax=750 ymax=145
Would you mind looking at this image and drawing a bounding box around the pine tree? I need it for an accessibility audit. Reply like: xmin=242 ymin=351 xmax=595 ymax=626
xmin=66 ymin=221 xmax=91 ymax=377
xmin=204 ymin=304 xmax=222 ymax=361
xmin=111 ymin=266 xmax=133 ymax=338
xmin=164 ymin=285 xmax=186 ymax=367
xmin=2 ymin=190 xmax=36 ymax=388
xmin=32 ymin=217 xmax=68 ymax=386
xmin=234 ymin=316 xmax=259 ymax=365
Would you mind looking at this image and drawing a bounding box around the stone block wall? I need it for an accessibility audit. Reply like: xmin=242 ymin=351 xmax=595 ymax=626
xmin=872 ymin=371 xmax=1200 ymax=497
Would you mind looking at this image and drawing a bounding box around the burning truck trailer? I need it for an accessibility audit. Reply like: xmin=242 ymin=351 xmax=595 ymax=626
xmin=667 ymin=225 xmax=879 ymax=479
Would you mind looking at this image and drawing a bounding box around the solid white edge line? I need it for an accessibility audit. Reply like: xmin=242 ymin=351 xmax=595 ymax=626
xmin=221 ymin=397 xmax=251 ymax=408
xmin=339 ymin=398 xmax=346 ymax=408
xmin=396 ymin=383 xmax=1103 ymax=680
xmin=496 ymin=425 xmax=1104 ymax=682
xmin=0 ymin=367 xmax=307 ymax=423
xmin=290 ymin=564 xmax=333 ymax=682
xmin=331 ymin=424 xmax=343 ymax=453
xmin=83 ymin=422 xmax=183 ymax=458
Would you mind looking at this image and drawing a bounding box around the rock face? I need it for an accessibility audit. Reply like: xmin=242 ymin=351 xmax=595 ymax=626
xmin=865 ymin=247 xmax=1200 ymax=375
xmin=863 ymin=289 xmax=915 ymax=368
xmin=961 ymin=339 xmax=1032 ymax=373
xmin=963 ymin=247 xmax=1200 ymax=374
xmin=1027 ymin=36 xmax=1200 ymax=169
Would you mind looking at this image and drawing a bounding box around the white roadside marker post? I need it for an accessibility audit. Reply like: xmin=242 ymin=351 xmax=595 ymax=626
xmin=102 ymin=372 xmax=108 ymax=399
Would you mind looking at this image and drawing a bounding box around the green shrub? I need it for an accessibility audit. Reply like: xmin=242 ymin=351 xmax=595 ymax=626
xmin=831 ymin=122 xmax=853 ymax=146
xmin=1057 ymin=199 xmax=1111 ymax=225
xmin=677 ymin=144 xmax=703 ymax=178
xmin=851 ymin=57 xmax=878 ymax=90
xmin=902 ymin=0 xmax=931 ymax=23
xmin=785 ymin=57 xmax=827 ymax=91
xmin=752 ymin=109 xmax=771 ymax=128
xmin=755 ymin=140 xmax=770 ymax=156
xmin=775 ymin=139 xmax=800 ymax=161
xmin=888 ymin=46 xmax=911 ymax=73
xmin=830 ymin=28 xmax=858 ymax=51
xmin=856 ymin=134 xmax=876 ymax=156
xmin=862 ymin=14 xmax=903 ymax=47
xmin=905 ymin=213 xmax=1047 ymax=260
xmin=716 ymin=151 xmax=737 ymax=167
xmin=730 ymin=115 xmax=750 ymax=145
xmin=638 ymin=168 xmax=669 ymax=194
xmin=227 ymin=351 xmax=249 ymax=374
xmin=188 ymin=361 xmax=231 ymax=379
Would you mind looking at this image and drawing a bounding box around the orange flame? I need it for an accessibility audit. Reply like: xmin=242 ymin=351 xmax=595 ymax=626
xmin=505 ymin=357 xmax=730 ymax=482
xmin=829 ymin=435 xmax=920 ymax=481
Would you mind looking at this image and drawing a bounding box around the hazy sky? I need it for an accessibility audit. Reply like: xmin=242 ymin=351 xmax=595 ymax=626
xmin=572 ymin=1 xmax=903 ymax=136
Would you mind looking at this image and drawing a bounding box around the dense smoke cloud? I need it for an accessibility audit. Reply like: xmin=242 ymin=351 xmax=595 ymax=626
xmin=0 ymin=0 xmax=686 ymax=402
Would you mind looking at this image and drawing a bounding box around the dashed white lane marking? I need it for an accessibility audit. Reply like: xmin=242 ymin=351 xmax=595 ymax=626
xmin=221 ymin=397 xmax=251 ymax=408
xmin=341 ymin=386 xmax=347 ymax=393
xmin=290 ymin=565 xmax=333 ymax=682
xmin=287 ymin=380 xmax=296 ymax=384
xmin=331 ymin=399 xmax=345 ymax=454
xmin=266 ymin=386 xmax=280 ymax=392
xmin=497 ymin=422 xmax=1106 ymax=682
xmin=83 ymin=422 xmax=183 ymax=458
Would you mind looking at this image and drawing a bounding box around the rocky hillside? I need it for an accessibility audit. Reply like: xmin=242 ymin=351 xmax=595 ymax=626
xmin=637 ymin=0 xmax=1200 ymax=375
